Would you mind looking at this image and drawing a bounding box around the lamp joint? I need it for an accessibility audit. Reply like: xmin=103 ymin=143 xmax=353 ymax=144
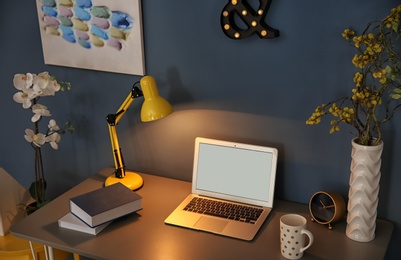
xmin=115 ymin=168 xmax=125 ymax=178
xmin=131 ymin=86 xmax=143 ymax=98
xmin=106 ymin=114 xmax=117 ymax=125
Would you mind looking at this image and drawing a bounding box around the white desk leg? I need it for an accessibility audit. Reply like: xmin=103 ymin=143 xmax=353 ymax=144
xmin=44 ymin=245 xmax=55 ymax=260
xmin=29 ymin=241 xmax=37 ymax=260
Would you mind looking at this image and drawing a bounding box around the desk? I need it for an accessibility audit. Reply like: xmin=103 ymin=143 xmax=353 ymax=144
xmin=11 ymin=168 xmax=394 ymax=260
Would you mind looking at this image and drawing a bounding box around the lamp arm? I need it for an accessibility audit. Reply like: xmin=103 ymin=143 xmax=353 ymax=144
xmin=108 ymin=123 xmax=125 ymax=178
xmin=106 ymin=85 xmax=143 ymax=178
xmin=107 ymin=86 xmax=143 ymax=126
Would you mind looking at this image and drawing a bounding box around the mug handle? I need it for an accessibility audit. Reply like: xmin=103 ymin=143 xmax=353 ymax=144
xmin=300 ymin=229 xmax=314 ymax=253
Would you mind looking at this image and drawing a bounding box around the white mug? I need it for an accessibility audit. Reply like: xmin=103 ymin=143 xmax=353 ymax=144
xmin=280 ymin=214 xmax=314 ymax=259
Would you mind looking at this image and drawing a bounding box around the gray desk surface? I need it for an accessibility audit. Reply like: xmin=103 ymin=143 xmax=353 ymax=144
xmin=11 ymin=168 xmax=394 ymax=260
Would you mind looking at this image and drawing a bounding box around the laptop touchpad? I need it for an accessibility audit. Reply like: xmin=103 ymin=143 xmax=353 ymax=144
xmin=194 ymin=216 xmax=228 ymax=232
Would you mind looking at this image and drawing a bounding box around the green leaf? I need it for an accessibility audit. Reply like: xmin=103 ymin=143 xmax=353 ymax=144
xmin=391 ymin=93 xmax=401 ymax=100
xmin=393 ymin=88 xmax=401 ymax=94
xmin=29 ymin=178 xmax=47 ymax=204
xmin=392 ymin=21 xmax=399 ymax=32
xmin=385 ymin=65 xmax=392 ymax=74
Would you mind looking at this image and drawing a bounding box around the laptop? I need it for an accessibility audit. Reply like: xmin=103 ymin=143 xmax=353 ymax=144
xmin=164 ymin=137 xmax=278 ymax=241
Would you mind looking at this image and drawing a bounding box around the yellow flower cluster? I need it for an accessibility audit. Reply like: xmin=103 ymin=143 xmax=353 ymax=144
xmin=306 ymin=103 xmax=355 ymax=134
xmin=329 ymin=104 xmax=354 ymax=121
xmin=384 ymin=5 xmax=401 ymax=29
xmin=353 ymin=69 xmax=387 ymax=87
xmin=307 ymin=5 xmax=401 ymax=145
xmin=328 ymin=104 xmax=355 ymax=134
xmin=352 ymin=53 xmax=375 ymax=69
xmin=351 ymin=87 xmax=381 ymax=107
xmin=306 ymin=105 xmax=326 ymax=125
xmin=366 ymin=42 xmax=383 ymax=55
xmin=373 ymin=69 xmax=387 ymax=84
xmin=341 ymin=28 xmax=355 ymax=40
xmin=344 ymin=30 xmax=384 ymax=69
xmin=353 ymin=72 xmax=364 ymax=87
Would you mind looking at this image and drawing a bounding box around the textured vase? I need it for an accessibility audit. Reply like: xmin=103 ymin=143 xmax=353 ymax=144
xmin=346 ymin=138 xmax=383 ymax=242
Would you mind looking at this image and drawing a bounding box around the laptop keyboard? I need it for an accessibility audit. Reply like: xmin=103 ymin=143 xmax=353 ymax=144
xmin=183 ymin=197 xmax=263 ymax=224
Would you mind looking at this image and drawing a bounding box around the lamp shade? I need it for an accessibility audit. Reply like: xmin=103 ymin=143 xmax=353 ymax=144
xmin=140 ymin=76 xmax=173 ymax=122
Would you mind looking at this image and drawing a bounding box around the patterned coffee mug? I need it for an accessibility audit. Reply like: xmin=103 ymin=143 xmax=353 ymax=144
xmin=280 ymin=214 xmax=314 ymax=259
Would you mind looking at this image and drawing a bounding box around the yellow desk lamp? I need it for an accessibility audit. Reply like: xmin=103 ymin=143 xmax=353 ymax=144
xmin=105 ymin=75 xmax=173 ymax=190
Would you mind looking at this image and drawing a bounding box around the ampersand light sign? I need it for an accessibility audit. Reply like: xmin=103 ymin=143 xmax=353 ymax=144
xmin=221 ymin=0 xmax=279 ymax=40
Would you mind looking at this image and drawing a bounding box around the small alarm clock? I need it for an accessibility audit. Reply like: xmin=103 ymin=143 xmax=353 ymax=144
xmin=309 ymin=191 xmax=346 ymax=229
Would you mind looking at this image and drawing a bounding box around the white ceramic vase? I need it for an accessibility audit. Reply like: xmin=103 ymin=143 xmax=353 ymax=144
xmin=346 ymin=138 xmax=383 ymax=242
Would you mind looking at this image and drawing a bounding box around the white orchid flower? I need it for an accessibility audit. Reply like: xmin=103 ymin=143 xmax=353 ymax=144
xmin=13 ymin=73 xmax=34 ymax=90
xmin=48 ymin=119 xmax=60 ymax=131
xmin=13 ymin=90 xmax=36 ymax=109
xmin=14 ymin=72 xmax=73 ymax=153
xmin=32 ymin=72 xmax=50 ymax=91
xmin=24 ymin=129 xmax=46 ymax=147
xmin=31 ymin=104 xmax=51 ymax=122
xmin=12 ymin=73 xmax=42 ymax=109
xmin=40 ymin=79 xmax=61 ymax=96
xmin=46 ymin=132 xmax=61 ymax=150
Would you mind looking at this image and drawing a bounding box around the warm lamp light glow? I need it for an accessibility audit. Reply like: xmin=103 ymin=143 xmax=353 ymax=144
xmin=105 ymin=75 xmax=173 ymax=190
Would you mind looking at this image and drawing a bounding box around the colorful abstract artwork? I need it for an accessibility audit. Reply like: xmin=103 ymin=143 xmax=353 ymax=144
xmin=36 ymin=0 xmax=145 ymax=75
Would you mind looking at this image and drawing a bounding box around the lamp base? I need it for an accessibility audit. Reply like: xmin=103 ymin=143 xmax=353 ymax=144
xmin=105 ymin=171 xmax=144 ymax=191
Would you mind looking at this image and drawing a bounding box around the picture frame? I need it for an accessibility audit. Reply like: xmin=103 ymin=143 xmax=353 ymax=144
xmin=35 ymin=0 xmax=145 ymax=75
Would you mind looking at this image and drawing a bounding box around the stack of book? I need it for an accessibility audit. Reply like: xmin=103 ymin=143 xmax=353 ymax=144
xmin=58 ymin=182 xmax=142 ymax=235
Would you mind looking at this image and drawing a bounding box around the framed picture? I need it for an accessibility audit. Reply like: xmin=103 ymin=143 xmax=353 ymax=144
xmin=35 ymin=0 xmax=145 ymax=75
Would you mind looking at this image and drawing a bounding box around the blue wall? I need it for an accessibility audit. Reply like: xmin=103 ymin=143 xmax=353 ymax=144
xmin=1 ymin=0 xmax=400 ymax=258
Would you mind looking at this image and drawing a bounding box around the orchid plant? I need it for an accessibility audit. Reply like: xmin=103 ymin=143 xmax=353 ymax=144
xmin=306 ymin=5 xmax=401 ymax=146
xmin=13 ymin=72 xmax=74 ymax=209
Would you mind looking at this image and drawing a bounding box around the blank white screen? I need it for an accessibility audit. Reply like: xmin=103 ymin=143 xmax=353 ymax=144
xmin=196 ymin=143 xmax=273 ymax=202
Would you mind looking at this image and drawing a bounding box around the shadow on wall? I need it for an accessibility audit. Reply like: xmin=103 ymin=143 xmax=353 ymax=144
xmin=166 ymin=68 xmax=195 ymax=105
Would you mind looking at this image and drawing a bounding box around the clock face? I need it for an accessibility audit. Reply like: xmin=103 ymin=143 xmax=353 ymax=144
xmin=310 ymin=193 xmax=335 ymax=223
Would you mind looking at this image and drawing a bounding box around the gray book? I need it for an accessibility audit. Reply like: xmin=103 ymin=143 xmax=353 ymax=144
xmin=70 ymin=182 xmax=142 ymax=227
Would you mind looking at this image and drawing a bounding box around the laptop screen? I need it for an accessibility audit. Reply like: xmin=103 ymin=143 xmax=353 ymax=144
xmin=192 ymin=138 xmax=278 ymax=208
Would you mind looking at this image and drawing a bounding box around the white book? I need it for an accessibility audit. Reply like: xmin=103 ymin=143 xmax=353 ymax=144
xmin=58 ymin=212 xmax=111 ymax=235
